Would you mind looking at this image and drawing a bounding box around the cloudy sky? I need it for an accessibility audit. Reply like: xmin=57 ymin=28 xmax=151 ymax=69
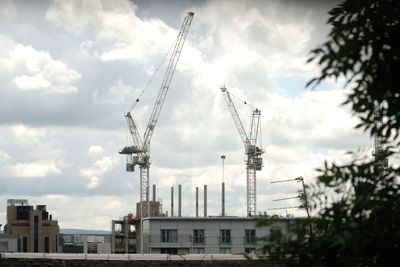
xmin=0 ymin=0 xmax=372 ymax=230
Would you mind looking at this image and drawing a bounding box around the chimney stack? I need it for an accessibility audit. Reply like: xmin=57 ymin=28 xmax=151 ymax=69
xmin=153 ymin=184 xmax=156 ymax=202
xmin=178 ymin=185 xmax=182 ymax=217
xmin=204 ymin=185 xmax=207 ymax=217
xmin=196 ymin=187 xmax=199 ymax=217
xmin=222 ymin=182 xmax=225 ymax=216
xmin=171 ymin=186 xmax=174 ymax=217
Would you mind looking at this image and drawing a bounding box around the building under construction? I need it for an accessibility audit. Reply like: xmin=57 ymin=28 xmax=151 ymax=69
xmin=111 ymin=11 xmax=288 ymax=255
xmin=111 ymin=184 xmax=294 ymax=254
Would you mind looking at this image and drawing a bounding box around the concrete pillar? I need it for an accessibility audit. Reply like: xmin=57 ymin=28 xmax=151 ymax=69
xmin=222 ymin=182 xmax=225 ymax=216
xmin=171 ymin=186 xmax=174 ymax=217
xmin=178 ymin=184 xmax=182 ymax=217
xmin=196 ymin=187 xmax=199 ymax=217
xmin=204 ymin=185 xmax=207 ymax=217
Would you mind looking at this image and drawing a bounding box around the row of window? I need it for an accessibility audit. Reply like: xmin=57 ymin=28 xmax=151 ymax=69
xmin=160 ymin=229 xmax=256 ymax=244
xmin=160 ymin=247 xmax=256 ymax=255
xmin=17 ymin=236 xmax=50 ymax=253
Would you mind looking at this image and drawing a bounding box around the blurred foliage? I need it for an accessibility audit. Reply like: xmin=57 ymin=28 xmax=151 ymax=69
xmin=249 ymin=0 xmax=400 ymax=266
xmin=307 ymin=0 xmax=400 ymax=141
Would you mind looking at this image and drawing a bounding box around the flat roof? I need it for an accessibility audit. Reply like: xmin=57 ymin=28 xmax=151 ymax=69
xmin=142 ymin=216 xmax=299 ymax=222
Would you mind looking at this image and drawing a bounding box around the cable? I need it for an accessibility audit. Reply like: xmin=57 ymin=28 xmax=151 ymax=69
xmin=227 ymin=90 xmax=255 ymax=110
xmin=128 ymin=36 xmax=178 ymax=112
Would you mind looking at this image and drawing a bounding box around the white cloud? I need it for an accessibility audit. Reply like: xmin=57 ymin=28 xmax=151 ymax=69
xmin=0 ymin=150 xmax=10 ymax=162
xmin=0 ymin=36 xmax=81 ymax=94
xmin=88 ymin=145 xmax=104 ymax=156
xmin=11 ymin=124 xmax=46 ymax=143
xmin=0 ymin=125 xmax=66 ymax=176
xmin=106 ymin=79 xmax=136 ymax=105
xmin=80 ymin=156 xmax=119 ymax=189
xmin=12 ymin=73 xmax=51 ymax=90
xmin=46 ymin=0 xmax=176 ymax=62
xmin=4 ymin=162 xmax=61 ymax=178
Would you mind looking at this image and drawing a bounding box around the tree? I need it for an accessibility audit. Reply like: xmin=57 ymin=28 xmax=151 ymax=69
xmin=250 ymin=0 xmax=400 ymax=266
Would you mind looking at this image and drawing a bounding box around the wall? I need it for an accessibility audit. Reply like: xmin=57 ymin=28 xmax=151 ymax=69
xmin=0 ymin=258 xmax=246 ymax=267
xmin=0 ymin=237 xmax=17 ymax=252
xmin=142 ymin=217 xmax=282 ymax=254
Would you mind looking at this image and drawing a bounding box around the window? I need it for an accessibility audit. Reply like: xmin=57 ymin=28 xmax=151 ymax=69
xmin=245 ymin=247 xmax=256 ymax=254
xmin=22 ymin=237 xmax=28 ymax=252
xmin=245 ymin=229 xmax=256 ymax=244
xmin=220 ymin=229 xmax=231 ymax=244
xmin=160 ymin=248 xmax=178 ymax=254
xmin=161 ymin=229 xmax=178 ymax=243
xmin=44 ymin=237 xmax=49 ymax=253
xmin=34 ymin=215 xmax=39 ymax=252
xmin=193 ymin=247 xmax=205 ymax=254
xmin=193 ymin=229 xmax=204 ymax=244
xmin=219 ymin=247 xmax=231 ymax=254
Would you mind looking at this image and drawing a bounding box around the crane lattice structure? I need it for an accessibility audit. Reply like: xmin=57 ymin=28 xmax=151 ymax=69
xmin=221 ymin=86 xmax=263 ymax=217
xmin=120 ymin=12 xmax=194 ymax=217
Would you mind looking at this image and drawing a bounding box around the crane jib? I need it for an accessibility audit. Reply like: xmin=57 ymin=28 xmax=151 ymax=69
xmin=120 ymin=12 xmax=194 ymax=207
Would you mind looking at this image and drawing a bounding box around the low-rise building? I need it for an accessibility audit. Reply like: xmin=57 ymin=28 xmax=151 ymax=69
xmin=140 ymin=216 xmax=290 ymax=254
xmin=4 ymin=199 xmax=59 ymax=253
xmin=61 ymin=233 xmax=111 ymax=253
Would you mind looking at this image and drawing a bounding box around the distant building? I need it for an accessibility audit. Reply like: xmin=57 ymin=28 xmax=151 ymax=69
xmin=111 ymin=200 xmax=295 ymax=255
xmin=4 ymin=199 xmax=60 ymax=253
xmin=61 ymin=233 xmax=111 ymax=254
xmin=140 ymin=216 xmax=290 ymax=254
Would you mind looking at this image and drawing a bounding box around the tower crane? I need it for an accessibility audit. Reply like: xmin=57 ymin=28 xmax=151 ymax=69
xmin=119 ymin=12 xmax=194 ymax=217
xmin=221 ymin=86 xmax=263 ymax=217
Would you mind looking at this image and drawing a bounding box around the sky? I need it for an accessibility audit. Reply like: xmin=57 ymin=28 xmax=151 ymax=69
xmin=0 ymin=0 xmax=373 ymax=230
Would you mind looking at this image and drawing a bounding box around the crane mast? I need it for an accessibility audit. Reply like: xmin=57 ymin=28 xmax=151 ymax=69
xmin=221 ymin=86 xmax=263 ymax=217
xmin=120 ymin=12 xmax=194 ymax=215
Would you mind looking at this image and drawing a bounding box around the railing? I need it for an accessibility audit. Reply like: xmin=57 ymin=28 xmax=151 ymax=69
xmin=0 ymin=253 xmax=247 ymax=261
xmin=244 ymin=236 xmax=257 ymax=245
xmin=192 ymin=236 xmax=205 ymax=245
xmin=218 ymin=237 xmax=231 ymax=245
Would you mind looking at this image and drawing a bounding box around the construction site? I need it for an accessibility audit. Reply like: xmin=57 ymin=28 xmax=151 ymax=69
xmin=110 ymin=11 xmax=298 ymax=255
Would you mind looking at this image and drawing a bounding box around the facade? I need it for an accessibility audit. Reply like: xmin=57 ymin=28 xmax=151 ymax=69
xmin=139 ymin=217 xmax=291 ymax=254
xmin=5 ymin=199 xmax=59 ymax=253
xmin=61 ymin=233 xmax=111 ymax=253
xmin=111 ymin=218 xmax=136 ymax=253
xmin=111 ymin=200 xmax=164 ymax=254
xmin=0 ymin=234 xmax=18 ymax=252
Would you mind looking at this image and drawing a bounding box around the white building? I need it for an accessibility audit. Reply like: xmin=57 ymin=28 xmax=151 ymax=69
xmin=139 ymin=216 xmax=292 ymax=255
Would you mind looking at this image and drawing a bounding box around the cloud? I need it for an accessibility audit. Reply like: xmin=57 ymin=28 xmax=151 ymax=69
xmin=88 ymin=145 xmax=104 ymax=156
xmin=0 ymin=0 xmax=369 ymax=228
xmin=0 ymin=35 xmax=81 ymax=94
xmin=0 ymin=150 xmax=10 ymax=162
xmin=3 ymin=162 xmax=61 ymax=178
xmin=46 ymin=0 xmax=177 ymax=62
xmin=11 ymin=124 xmax=46 ymax=143
xmin=0 ymin=0 xmax=16 ymax=19
xmin=80 ymin=156 xmax=119 ymax=189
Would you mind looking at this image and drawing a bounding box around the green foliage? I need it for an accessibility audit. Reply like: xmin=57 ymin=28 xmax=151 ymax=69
xmin=251 ymin=0 xmax=400 ymax=266
xmin=307 ymin=0 xmax=400 ymax=140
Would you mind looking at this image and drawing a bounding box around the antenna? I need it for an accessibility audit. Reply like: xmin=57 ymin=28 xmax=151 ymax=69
xmin=270 ymin=176 xmax=312 ymax=235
